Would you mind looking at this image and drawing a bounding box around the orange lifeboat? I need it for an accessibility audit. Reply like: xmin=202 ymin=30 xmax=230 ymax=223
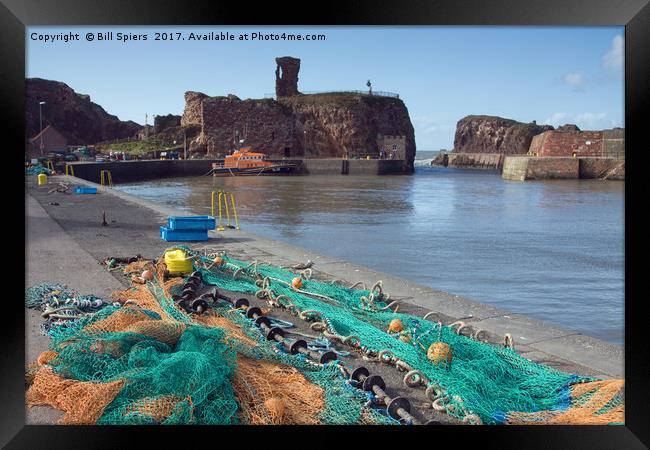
xmin=211 ymin=147 xmax=296 ymax=176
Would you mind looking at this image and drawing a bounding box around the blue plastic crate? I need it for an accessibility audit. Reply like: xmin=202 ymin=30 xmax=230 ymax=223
xmin=160 ymin=226 xmax=209 ymax=242
xmin=74 ymin=186 xmax=97 ymax=194
xmin=167 ymin=216 xmax=216 ymax=230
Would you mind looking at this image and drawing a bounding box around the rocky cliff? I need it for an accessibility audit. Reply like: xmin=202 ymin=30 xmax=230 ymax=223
xmin=182 ymin=91 xmax=416 ymax=171
xmin=26 ymin=78 xmax=141 ymax=145
xmin=453 ymin=115 xmax=553 ymax=154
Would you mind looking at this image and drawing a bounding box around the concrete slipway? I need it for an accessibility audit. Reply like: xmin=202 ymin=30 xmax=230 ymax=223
xmin=24 ymin=175 xmax=624 ymax=424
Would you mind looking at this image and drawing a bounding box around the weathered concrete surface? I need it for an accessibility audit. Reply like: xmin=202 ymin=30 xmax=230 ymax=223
xmin=502 ymin=156 xmax=625 ymax=181
xmin=25 ymin=194 xmax=126 ymax=424
xmin=26 ymin=175 xmax=623 ymax=381
xmin=502 ymin=156 xmax=578 ymax=181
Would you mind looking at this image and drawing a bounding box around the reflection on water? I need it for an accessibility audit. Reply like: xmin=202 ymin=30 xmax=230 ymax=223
xmin=116 ymin=167 xmax=625 ymax=344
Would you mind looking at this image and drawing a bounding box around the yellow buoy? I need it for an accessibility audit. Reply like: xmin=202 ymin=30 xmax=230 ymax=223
xmin=291 ymin=277 xmax=302 ymax=289
xmin=388 ymin=318 xmax=404 ymax=333
xmin=427 ymin=342 xmax=452 ymax=367
xmin=37 ymin=173 xmax=47 ymax=185
xmin=213 ymin=256 xmax=223 ymax=266
xmin=164 ymin=249 xmax=192 ymax=275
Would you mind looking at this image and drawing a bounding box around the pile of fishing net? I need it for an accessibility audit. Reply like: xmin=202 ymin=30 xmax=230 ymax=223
xmin=25 ymin=246 xmax=624 ymax=425
xmin=25 ymin=283 xmax=115 ymax=334
xmin=25 ymin=259 xmax=393 ymax=425
xmin=25 ymin=165 xmax=52 ymax=176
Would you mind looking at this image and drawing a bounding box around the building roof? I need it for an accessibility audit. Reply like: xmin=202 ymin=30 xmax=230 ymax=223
xmin=29 ymin=124 xmax=66 ymax=143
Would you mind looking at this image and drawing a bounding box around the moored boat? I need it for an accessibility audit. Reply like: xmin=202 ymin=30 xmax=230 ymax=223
xmin=211 ymin=147 xmax=297 ymax=176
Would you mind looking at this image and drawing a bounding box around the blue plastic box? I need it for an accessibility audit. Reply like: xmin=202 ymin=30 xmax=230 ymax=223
xmin=167 ymin=216 xmax=216 ymax=230
xmin=74 ymin=186 xmax=97 ymax=194
xmin=160 ymin=226 xmax=208 ymax=242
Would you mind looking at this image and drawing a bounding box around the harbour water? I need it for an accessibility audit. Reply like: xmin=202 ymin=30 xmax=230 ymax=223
xmin=115 ymin=151 xmax=625 ymax=345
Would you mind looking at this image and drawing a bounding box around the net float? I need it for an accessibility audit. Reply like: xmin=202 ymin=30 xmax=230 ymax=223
xmin=388 ymin=318 xmax=404 ymax=333
xmin=141 ymin=270 xmax=154 ymax=281
xmin=291 ymin=277 xmax=302 ymax=289
xmin=427 ymin=342 xmax=453 ymax=367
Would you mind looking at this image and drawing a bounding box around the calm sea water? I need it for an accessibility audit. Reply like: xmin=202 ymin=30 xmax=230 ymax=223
xmin=115 ymin=153 xmax=624 ymax=345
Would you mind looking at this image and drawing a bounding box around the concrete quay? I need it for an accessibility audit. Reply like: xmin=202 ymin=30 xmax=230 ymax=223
xmin=24 ymin=174 xmax=624 ymax=424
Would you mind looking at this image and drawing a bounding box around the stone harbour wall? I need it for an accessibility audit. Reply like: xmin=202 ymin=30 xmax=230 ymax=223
xmin=502 ymin=156 xmax=624 ymax=181
xmin=529 ymin=130 xmax=604 ymax=157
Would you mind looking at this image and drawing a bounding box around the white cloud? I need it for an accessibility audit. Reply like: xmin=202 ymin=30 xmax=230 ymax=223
xmin=544 ymin=112 xmax=571 ymax=124
xmin=543 ymin=112 xmax=619 ymax=130
xmin=602 ymin=35 xmax=623 ymax=70
xmin=563 ymin=71 xmax=586 ymax=89
xmin=413 ymin=116 xmax=454 ymax=135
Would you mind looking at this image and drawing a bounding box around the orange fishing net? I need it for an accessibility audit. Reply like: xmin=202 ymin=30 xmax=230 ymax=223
xmin=233 ymin=356 xmax=324 ymax=424
xmin=123 ymin=260 xmax=155 ymax=275
xmin=82 ymin=307 xmax=154 ymax=335
xmin=506 ymin=379 xmax=624 ymax=425
xmin=27 ymin=366 xmax=124 ymax=425
xmin=124 ymin=395 xmax=188 ymax=422
xmin=28 ymin=272 xmax=328 ymax=425
xmin=193 ymin=313 xmax=258 ymax=346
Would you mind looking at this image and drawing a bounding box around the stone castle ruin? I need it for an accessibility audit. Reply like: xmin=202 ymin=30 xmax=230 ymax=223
xmin=181 ymin=57 xmax=416 ymax=170
xmin=275 ymin=57 xmax=301 ymax=98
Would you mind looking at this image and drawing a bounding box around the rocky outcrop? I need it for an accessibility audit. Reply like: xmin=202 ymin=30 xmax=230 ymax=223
xmin=154 ymin=114 xmax=181 ymax=132
xmin=180 ymin=91 xmax=208 ymax=127
xmin=283 ymin=94 xmax=415 ymax=166
xmin=453 ymin=115 xmax=553 ymax=154
xmin=26 ymin=78 xmax=141 ymax=145
xmin=557 ymin=124 xmax=580 ymax=132
xmin=182 ymin=91 xmax=416 ymax=171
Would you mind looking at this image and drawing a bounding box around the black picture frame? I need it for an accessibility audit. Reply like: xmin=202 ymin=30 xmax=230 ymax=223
xmin=3 ymin=0 xmax=647 ymax=447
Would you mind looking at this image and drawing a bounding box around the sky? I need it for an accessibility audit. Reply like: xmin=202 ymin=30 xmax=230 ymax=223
xmin=26 ymin=26 xmax=624 ymax=151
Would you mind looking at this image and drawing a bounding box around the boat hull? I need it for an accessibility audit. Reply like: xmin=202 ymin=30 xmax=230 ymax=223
xmin=212 ymin=164 xmax=297 ymax=177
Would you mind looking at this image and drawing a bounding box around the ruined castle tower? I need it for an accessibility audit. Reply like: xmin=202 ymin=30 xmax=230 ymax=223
xmin=275 ymin=57 xmax=301 ymax=98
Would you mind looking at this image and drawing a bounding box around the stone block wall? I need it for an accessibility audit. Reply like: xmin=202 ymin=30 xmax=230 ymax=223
xmin=529 ymin=130 xmax=604 ymax=157
xmin=578 ymin=158 xmax=625 ymax=179
xmin=502 ymin=156 xmax=580 ymax=180
xmin=602 ymin=128 xmax=625 ymax=159
xmin=200 ymin=96 xmax=296 ymax=155
xmin=377 ymin=135 xmax=406 ymax=160
xmin=446 ymin=153 xmax=504 ymax=169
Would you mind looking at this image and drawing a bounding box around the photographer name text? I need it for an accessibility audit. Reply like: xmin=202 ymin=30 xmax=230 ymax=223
xmin=30 ymin=31 xmax=327 ymax=44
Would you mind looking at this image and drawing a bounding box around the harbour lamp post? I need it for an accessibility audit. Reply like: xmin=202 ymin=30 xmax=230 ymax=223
xmin=304 ymin=129 xmax=308 ymax=156
xmin=39 ymin=101 xmax=46 ymax=154
xmin=183 ymin=129 xmax=187 ymax=160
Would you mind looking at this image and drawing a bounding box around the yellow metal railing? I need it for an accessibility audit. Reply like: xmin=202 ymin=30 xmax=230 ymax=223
xmin=100 ymin=170 xmax=113 ymax=187
xmin=211 ymin=190 xmax=240 ymax=230
xmin=65 ymin=164 xmax=75 ymax=177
